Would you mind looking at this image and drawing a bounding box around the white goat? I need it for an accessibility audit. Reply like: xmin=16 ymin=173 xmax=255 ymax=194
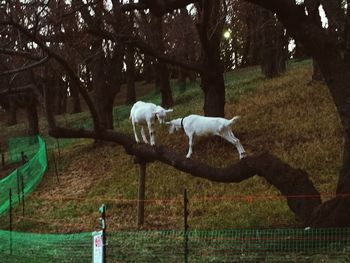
xmin=166 ymin=114 xmax=246 ymax=159
xmin=130 ymin=101 xmax=173 ymax=146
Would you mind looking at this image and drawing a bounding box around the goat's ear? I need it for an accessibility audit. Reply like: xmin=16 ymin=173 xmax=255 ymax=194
xmin=166 ymin=109 xmax=174 ymax=113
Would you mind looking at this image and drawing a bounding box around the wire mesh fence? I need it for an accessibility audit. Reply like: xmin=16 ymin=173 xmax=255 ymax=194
xmin=0 ymin=136 xmax=47 ymax=215
xmin=0 ymin=228 xmax=350 ymax=262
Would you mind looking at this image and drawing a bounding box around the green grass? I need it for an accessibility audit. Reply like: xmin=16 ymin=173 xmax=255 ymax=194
xmin=0 ymin=59 xmax=344 ymax=235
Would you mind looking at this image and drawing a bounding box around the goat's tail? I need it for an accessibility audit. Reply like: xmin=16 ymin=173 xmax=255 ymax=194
xmin=229 ymin=116 xmax=240 ymax=125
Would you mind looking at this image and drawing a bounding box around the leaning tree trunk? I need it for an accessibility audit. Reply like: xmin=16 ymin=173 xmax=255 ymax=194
xmin=306 ymin=54 xmax=350 ymax=227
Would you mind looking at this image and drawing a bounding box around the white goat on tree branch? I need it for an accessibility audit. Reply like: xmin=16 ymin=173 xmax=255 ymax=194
xmin=130 ymin=101 xmax=173 ymax=146
xmin=166 ymin=115 xmax=246 ymax=159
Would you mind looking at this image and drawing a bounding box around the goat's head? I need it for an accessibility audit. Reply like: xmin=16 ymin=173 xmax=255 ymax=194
xmin=166 ymin=119 xmax=182 ymax=134
xmin=153 ymin=106 xmax=173 ymax=124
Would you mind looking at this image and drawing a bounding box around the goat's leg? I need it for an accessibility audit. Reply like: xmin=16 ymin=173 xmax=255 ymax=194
xmin=140 ymin=126 xmax=149 ymax=144
xmin=222 ymin=130 xmax=246 ymax=159
xmin=132 ymin=119 xmax=140 ymax=143
xmin=186 ymin=134 xmax=194 ymax=158
xmin=148 ymin=122 xmax=156 ymax=146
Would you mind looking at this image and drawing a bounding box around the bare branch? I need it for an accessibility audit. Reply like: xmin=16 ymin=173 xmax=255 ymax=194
xmin=0 ymin=56 xmax=49 ymax=76
xmin=3 ymin=18 xmax=101 ymax=132
xmin=0 ymin=48 xmax=44 ymax=61
xmin=89 ymin=28 xmax=205 ymax=73
xmin=121 ymin=0 xmax=199 ymax=16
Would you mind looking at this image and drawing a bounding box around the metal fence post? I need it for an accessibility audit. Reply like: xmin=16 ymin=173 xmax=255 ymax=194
xmin=99 ymin=204 xmax=107 ymax=263
xmin=9 ymin=188 xmax=13 ymax=255
xmin=184 ymin=189 xmax=189 ymax=263
xmin=16 ymin=170 xmax=21 ymax=204
xmin=20 ymin=173 xmax=25 ymax=216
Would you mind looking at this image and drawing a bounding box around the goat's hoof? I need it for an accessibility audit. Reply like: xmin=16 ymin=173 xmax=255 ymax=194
xmin=186 ymin=155 xmax=191 ymax=159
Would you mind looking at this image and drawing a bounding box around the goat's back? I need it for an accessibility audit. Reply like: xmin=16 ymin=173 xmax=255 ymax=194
xmin=130 ymin=101 xmax=157 ymax=123
xmin=183 ymin=115 xmax=234 ymax=136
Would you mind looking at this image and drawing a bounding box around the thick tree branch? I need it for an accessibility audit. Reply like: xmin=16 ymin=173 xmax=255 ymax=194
xmin=48 ymin=126 xmax=321 ymax=224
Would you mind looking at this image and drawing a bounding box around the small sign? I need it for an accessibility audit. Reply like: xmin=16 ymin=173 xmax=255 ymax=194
xmin=92 ymin=231 xmax=104 ymax=263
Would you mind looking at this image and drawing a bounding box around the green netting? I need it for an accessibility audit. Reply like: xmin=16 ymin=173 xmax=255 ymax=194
xmin=7 ymin=136 xmax=39 ymax=164
xmin=1 ymin=228 xmax=349 ymax=262
xmin=0 ymin=136 xmax=47 ymax=215
xmin=0 ymin=230 xmax=91 ymax=263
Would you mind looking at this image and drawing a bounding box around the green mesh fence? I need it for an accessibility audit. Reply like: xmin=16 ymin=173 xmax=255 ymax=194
xmin=7 ymin=136 xmax=39 ymax=164
xmin=0 ymin=136 xmax=47 ymax=215
xmin=0 ymin=230 xmax=91 ymax=263
xmin=0 ymin=228 xmax=349 ymax=262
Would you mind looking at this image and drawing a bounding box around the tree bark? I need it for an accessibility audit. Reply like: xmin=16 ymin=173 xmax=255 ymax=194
xmin=142 ymin=54 xmax=154 ymax=84
xmin=260 ymin=9 xmax=288 ymax=78
xmin=26 ymin=102 xmax=39 ymax=135
xmin=201 ymin=72 xmax=225 ymax=117
xmin=154 ymin=61 xmax=173 ymax=107
xmin=125 ymin=46 xmax=137 ymax=105
xmin=7 ymin=98 xmax=17 ymax=126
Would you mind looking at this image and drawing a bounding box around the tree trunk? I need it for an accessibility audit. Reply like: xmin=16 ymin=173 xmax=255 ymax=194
xmin=142 ymin=55 xmax=154 ymax=84
xmin=201 ymin=72 xmax=225 ymax=117
xmin=95 ymin=95 xmax=115 ymax=130
xmin=152 ymin=17 xmax=173 ymax=107
xmin=125 ymin=46 xmax=136 ymax=105
xmin=177 ymin=67 xmax=187 ymax=93
xmin=260 ymin=9 xmax=287 ymax=78
xmin=7 ymin=98 xmax=17 ymax=126
xmin=26 ymin=102 xmax=39 ymax=135
xmin=69 ymin=80 xmax=82 ymax=114
xmin=154 ymin=61 xmax=173 ymax=108
xmin=311 ymin=59 xmax=324 ymax=82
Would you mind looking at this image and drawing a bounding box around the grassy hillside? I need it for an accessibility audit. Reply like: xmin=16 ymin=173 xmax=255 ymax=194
xmin=0 ymin=60 xmax=343 ymax=233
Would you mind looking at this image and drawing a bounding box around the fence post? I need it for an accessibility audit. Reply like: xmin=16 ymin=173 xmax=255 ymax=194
xmin=20 ymin=173 xmax=25 ymax=216
xmin=183 ymin=189 xmax=189 ymax=263
xmin=9 ymin=188 xmax=13 ymax=255
xmin=137 ymin=161 xmax=146 ymax=227
xmin=21 ymin=151 xmax=28 ymax=164
xmin=16 ymin=170 xmax=21 ymax=204
xmin=99 ymin=204 xmax=107 ymax=263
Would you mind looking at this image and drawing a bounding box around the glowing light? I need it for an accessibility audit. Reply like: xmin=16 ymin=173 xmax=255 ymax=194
xmin=223 ymin=30 xmax=231 ymax=39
